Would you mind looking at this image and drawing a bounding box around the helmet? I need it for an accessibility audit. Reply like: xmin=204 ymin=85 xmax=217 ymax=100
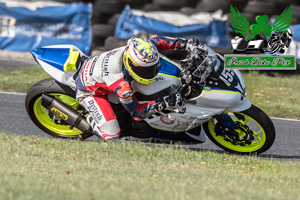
xmin=124 ymin=38 xmax=160 ymax=85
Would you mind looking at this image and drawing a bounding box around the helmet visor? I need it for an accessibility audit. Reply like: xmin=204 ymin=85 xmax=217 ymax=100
xmin=128 ymin=59 xmax=159 ymax=79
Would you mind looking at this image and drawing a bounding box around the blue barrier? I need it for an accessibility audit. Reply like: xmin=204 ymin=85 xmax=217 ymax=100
xmin=115 ymin=6 xmax=230 ymax=47
xmin=0 ymin=1 xmax=92 ymax=55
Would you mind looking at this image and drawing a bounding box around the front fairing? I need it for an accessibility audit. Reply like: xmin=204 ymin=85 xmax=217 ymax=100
xmin=203 ymin=45 xmax=246 ymax=97
xmin=187 ymin=45 xmax=246 ymax=101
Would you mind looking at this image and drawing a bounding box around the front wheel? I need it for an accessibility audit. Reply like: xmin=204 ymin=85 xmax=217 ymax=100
xmin=204 ymin=105 xmax=275 ymax=154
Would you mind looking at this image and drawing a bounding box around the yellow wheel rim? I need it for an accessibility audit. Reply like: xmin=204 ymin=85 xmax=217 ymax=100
xmin=33 ymin=93 xmax=82 ymax=136
xmin=208 ymin=111 xmax=266 ymax=152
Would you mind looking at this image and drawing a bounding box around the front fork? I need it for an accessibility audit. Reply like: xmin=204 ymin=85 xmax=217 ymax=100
xmin=215 ymin=113 xmax=238 ymax=130
xmin=214 ymin=112 xmax=254 ymax=146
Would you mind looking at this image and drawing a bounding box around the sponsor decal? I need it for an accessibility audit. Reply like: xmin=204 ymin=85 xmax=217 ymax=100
xmin=204 ymin=87 xmax=211 ymax=91
xmin=101 ymin=58 xmax=109 ymax=77
xmin=100 ymin=50 xmax=118 ymax=77
xmin=119 ymin=96 xmax=133 ymax=104
xmin=87 ymin=100 xmax=103 ymax=123
xmin=178 ymin=120 xmax=201 ymax=127
xmin=50 ymin=107 xmax=68 ymax=121
xmin=154 ymin=76 xmax=164 ymax=81
xmin=121 ymin=90 xmax=133 ymax=98
xmin=160 ymin=115 xmax=175 ymax=125
xmin=89 ymin=56 xmax=99 ymax=76
xmin=0 ymin=15 xmax=16 ymax=37
xmin=228 ymin=5 xmax=296 ymax=70
xmin=83 ymin=59 xmax=92 ymax=82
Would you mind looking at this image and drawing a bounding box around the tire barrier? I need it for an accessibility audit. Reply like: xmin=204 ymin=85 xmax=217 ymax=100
xmin=43 ymin=0 xmax=300 ymax=47
xmin=92 ymin=24 xmax=115 ymax=47
xmin=196 ymin=0 xmax=231 ymax=13
xmin=8 ymin=0 xmax=300 ymax=74
xmin=243 ymin=1 xmax=281 ymax=15
xmin=93 ymin=0 xmax=125 ymax=15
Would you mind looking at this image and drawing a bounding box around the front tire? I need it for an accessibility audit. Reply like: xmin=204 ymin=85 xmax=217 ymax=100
xmin=25 ymin=78 xmax=93 ymax=140
xmin=204 ymin=105 xmax=275 ymax=154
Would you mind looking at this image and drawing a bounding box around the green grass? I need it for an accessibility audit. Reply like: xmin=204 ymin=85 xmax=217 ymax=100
xmin=0 ymin=66 xmax=299 ymax=119
xmin=0 ymin=133 xmax=300 ymax=200
xmin=0 ymin=66 xmax=50 ymax=92
xmin=243 ymin=71 xmax=300 ymax=119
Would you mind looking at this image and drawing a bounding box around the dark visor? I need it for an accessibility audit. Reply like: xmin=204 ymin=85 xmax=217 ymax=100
xmin=128 ymin=59 xmax=159 ymax=79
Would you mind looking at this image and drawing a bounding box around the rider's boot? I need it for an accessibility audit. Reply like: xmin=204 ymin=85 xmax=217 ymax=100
xmin=86 ymin=114 xmax=120 ymax=141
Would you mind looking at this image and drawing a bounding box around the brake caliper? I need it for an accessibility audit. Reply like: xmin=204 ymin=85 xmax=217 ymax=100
xmin=214 ymin=121 xmax=255 ymax=146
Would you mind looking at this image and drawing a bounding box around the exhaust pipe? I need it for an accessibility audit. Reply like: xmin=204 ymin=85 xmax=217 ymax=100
xmin=41 ymin=94 xmax=91 ymax=133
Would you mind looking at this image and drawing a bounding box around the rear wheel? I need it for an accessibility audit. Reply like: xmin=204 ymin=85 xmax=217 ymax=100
xmin=204 ymin=105 xmax=275 ymax=154
xmin=25 ymin=78 xmax=93 ymax=140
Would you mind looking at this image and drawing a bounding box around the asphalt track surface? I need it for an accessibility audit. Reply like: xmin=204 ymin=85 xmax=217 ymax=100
xmin=0 ymin=91 xmax=300 ymax=160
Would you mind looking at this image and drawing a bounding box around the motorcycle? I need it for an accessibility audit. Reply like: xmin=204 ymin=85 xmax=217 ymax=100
xmin=25 ymin=44 xmax=275 ymax=154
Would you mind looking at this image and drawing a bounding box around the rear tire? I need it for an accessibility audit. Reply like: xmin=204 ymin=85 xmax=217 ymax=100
xmin=25 ymin=78 xmax=93 ymax=140
xmin=204 ymin=105 xmax=275 ymax=154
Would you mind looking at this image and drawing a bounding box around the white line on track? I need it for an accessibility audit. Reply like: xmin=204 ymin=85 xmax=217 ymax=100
xmin=270 ymin=117 xmax=300 ymax=122
xmin=0 ymin=91 xmax=26 ymax=95
xmin=1 ymin=91 xmax=300 ymax=122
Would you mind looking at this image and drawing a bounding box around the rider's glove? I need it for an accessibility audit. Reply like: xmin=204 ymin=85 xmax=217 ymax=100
xmin=178 ymin=38 xmax=207 ymax=55
xmin=155 ymin=93 xmax=182 ymax=112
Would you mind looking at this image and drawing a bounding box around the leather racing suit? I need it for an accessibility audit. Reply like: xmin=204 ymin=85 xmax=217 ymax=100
xmin=75 ymin=35 xmax=184 ymax=140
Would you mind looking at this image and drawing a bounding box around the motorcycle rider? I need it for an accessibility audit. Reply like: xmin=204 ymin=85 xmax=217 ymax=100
xmin=75 ymin=35 xmax=203 ymax=141
xmin=264 ymin=28 xmax=293 ymax=54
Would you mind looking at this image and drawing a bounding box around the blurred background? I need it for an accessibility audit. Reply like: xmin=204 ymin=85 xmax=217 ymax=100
xmin=1 ymin=0 xmax=300 ymax=68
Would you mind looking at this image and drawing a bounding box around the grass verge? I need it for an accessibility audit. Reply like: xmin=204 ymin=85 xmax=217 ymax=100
xmin=0 ymin=67 xmax=299 ymax=119
xmin=0 ymin=66 xmax=50 ymax=92
xmin=243 ymin=71 xmax=300 ymax=119
xmin=0 ymin=133 xmax=300 ymax=200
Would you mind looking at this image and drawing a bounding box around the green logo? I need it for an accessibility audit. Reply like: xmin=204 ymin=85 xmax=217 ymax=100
xmin=227 ymin=5 xmax=295 ymax=70
xmin=225 ymin=55 xmax=296 ymax=70
xmin=231 ymin=5 xmax=292 ymax=40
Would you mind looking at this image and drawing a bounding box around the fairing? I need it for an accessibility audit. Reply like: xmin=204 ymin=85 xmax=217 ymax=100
xmin=31 ymin=45 xmax=85 ymax=89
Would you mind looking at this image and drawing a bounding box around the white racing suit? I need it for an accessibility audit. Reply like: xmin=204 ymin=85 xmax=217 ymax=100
xmin=75 ymin=35 xmax=182 ymax=140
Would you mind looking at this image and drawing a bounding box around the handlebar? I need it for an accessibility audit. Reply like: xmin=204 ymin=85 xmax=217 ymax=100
xmin=167 ymin=45 xmax=218 ymax=114
xmin=180 ymin=44 xmax=215 ymax=85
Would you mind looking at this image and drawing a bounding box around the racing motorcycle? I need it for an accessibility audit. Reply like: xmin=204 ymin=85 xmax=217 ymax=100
xmin=25 ymin=44 xmax=275 ymax=154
